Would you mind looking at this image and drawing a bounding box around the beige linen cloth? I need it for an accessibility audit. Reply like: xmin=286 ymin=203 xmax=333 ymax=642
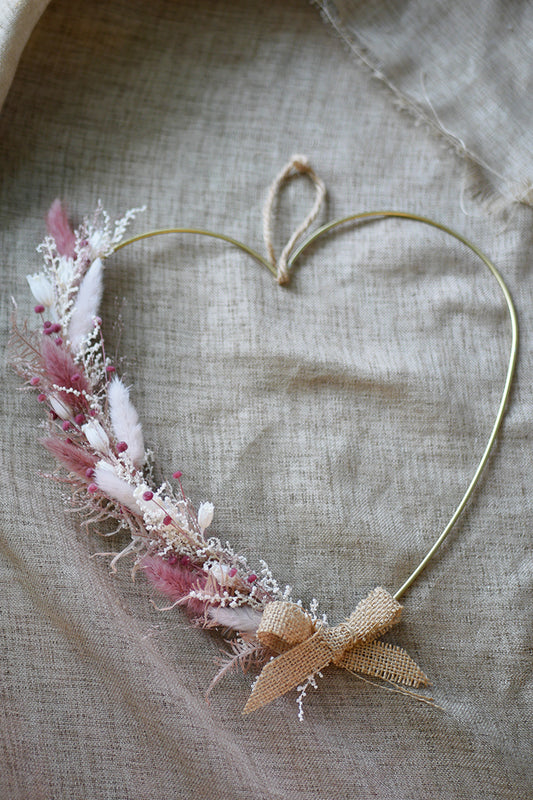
xmin=1 ymin=1 xmax=531 ymax=798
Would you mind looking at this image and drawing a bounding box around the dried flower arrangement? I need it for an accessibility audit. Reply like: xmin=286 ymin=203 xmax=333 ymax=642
xmin=10 ymin=158 xmax=517 ymax=717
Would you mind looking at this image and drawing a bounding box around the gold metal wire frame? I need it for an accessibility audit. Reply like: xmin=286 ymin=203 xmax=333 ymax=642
xmin=115 ymin=211 xmax=518 ymax=601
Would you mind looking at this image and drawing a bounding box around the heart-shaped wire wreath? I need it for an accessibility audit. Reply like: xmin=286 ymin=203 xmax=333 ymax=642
xmin=10 ymin=156 xmax=518 ymax=718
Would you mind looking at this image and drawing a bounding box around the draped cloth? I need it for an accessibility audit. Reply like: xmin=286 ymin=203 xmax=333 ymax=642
xmin=1 ymin=1 xmax=531 ymax=798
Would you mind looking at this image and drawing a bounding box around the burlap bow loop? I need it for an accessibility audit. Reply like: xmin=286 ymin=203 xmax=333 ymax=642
xmin=256 ymin=600 xmax=315 ymax=652
xmin=243 ymin=586 xmax=429 ymax=714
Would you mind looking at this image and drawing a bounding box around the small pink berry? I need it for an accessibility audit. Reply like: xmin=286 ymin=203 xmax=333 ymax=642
xmin=43 ymin=325 xmax=53 ymax=336
xmin=87 ymin=483 xmax=98 ymax=493
xmin=89 ymin=409 xmax=97 ymax=417
xmin=37 ymin=393 xmax=46 ymax=402
xmin=50 ymin=323 xmax=61 ymax=333
xmin=74 ymin=413 xmax=85 ymax=425
xmin=173 ymin=471 xmax=182 ymax=479
xmin=228 ymin=567 xmax=237 ymax=578
xmin=247 ymin=574 xmax=257 ymax=584
xmin=85 ymin=468 xmax=94 ymax=478
xmin=65 ymin=437 xmax=73 ymax=445
xmin=116 ymin=441 xmax=128 ymax=453
xmin=30 ymin=376 xmax=40 ymax=386
xmin=71 ymin=373 xmax=81 ymax=382
xmin=163 ymin=515 xmax=172 ymax=526
xmin=34 ymin=305 xmax=45 ymax=314
xmin=106 ymin=365 xmax=116 ymax=374
xmin=181 ymin=555 xmax=191 ymax=567
xmin=167 ymin=554 xmax=178 ymax=565
xmin=142 ymin=490 xmax=154 ymax=501
xmin=62 ymin=421 xmax=70 ymax=431
xmin=49 ymin=410 xmax=58 ymax=420
xmin=54 ymin=337 xmax=63 ymax=346
xmin=43 ymin=320 xmax=52 ymax=329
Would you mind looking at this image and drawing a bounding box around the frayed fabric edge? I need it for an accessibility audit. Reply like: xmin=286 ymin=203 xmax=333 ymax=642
xmin=312 ymin=0 xmax=533 ymax=217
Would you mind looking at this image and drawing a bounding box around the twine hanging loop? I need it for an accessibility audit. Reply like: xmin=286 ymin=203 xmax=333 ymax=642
xmin=262 ymin=154 xmax=326 ymax=285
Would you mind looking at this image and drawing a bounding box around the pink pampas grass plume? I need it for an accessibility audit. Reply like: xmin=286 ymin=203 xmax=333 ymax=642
xmin=46 ymin=199 xmax=76 ymax=258
xmin=42 ymin=437 xmax=98 ymax=478
xmin=141 ymin=555 xmax=207 ymax=617
xmin=40 ymin=335 xmax=89 ymax=411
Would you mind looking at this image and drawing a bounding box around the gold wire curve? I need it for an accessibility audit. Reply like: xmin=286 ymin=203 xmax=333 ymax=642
xmin=116 ymin=212 xmax=518 ymax=602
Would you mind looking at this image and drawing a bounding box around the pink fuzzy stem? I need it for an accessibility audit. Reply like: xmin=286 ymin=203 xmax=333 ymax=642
xmin=141 ymin=555 xmax=208 ymax=617
xmin=40 ymin=336 xmax=90 ymax=410
xmin=41 ymin=437 xmax=97 ymax=478
xmin=46 ymin=199 xmax=77 ymax=258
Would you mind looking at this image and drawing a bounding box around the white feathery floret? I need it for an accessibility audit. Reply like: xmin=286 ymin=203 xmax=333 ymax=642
xmin=68 ymin=257 xmax=103 ymax=353
xmin=108 ymin=377 xmax=145 ymax=467
xmin=94 ymin=461 xmax=139 ymax=513
xmin=207 ymin=605 xmax=263 ymax=633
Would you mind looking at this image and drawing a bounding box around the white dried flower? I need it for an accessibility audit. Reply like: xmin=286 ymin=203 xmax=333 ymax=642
xmin=94 ymin=461 xmax=138 ymax=513
xmin=27 ymin=273 xmax=54 ymax=308
xmin=133 ymin=484 xmax=165 ymax=523
xmin=198 ymin=501 xmax=214 ymax=532
xmin=49 ymin=395 xmax=72 ymax=420
xmin=56 ymin=256 xmax=76 ymax=287
xmin=207 ymin=562 xmax=234 ymax=585
xmin=82 ymin=420 xmax=110 ymax=454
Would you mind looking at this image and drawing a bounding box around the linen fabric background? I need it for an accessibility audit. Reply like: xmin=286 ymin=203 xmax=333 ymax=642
xmin=0 ymin=1 xmax=531 ymax=798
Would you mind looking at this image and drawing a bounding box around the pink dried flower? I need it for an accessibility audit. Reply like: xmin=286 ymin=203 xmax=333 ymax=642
xmin=46 ymin=199 xmax=77 ymax=259
xmin=141 ymin=555 xmax=207 ymax=616
xmin=34 ymin=305 xmax=45 ymax=314
xmin=40 ymin=335 xmax=89 ymax=410
xmin=42 ymin=437 xmax=98 ymax=477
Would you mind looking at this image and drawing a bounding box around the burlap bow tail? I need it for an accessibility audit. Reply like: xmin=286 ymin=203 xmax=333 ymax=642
xmin=244 ymin=586 xmax=429 ymax=714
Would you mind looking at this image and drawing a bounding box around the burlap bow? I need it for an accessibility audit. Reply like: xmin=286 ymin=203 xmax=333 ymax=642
xmin=244 ymin=586 xmax=429 ymax=714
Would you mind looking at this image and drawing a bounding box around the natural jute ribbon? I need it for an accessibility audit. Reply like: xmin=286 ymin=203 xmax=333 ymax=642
xmin=243 ymin=587 xmax=429 ymax=714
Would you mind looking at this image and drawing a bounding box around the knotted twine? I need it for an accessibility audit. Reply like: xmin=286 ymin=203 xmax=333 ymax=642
xmin=262 ymin=154 xmax=326 ymax=285
xmin=244 ymin=586 xmax=429 ymax=714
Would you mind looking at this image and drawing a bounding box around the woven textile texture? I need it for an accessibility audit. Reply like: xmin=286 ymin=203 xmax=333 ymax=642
xmin=0 ymin=1 xmax=531 ymax=798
